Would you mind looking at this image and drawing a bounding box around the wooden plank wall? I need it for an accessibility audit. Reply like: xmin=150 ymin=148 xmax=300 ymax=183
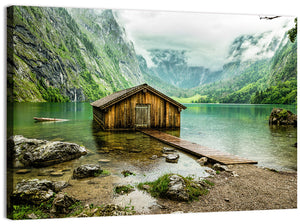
xmin=96 ymin=90 xmax=181 ymax=129
xmin=92 ymin=107 xmax=105 ymax=129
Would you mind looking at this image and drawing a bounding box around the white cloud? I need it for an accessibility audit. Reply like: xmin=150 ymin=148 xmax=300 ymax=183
xmin=115 ymin=9 xmax=295 ymax=70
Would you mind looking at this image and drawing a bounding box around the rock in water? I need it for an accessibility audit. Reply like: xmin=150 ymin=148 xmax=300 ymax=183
xmin=50 ymin=171 xmax=64 ymax=177
xmin=166 ymin=175 xmax=189 ymax=201
xmin=8 ymin=135 xmax=87 ymax=167
xmin=166 ymin=154 xmax=180 ymax=163
xmin=197 ymin=157 xmax=208 ymax=166
xmin=98 ymin=159 xmax=110 ymax=164
xmin=162 ymin=147 xmax=177 ymax=154
xmin=72 ymin=164 xmax=103 ymax=179
xmin=16 ymin=169 xmax=31 ymax=174
xmin=269 ymin=108 xmax=297 ymax=126
xmin=10 ymin=179 xmax=68 ymax=205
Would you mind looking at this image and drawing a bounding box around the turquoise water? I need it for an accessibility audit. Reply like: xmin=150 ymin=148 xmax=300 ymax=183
xmin=8 ymin=102 xmax=209 ymax=183
xmin=7 ymin=102 xmax=297 ymax=210
xmin=8 ymin=102 xmax=297 ymax=172
xmin=180 ymin=104 xmax=297 ymax=171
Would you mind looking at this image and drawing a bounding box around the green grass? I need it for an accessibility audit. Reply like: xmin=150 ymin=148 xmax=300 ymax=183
xmin=8 ymin=195 xmax=56 ymax=220
xmin=114 ymin=185 xmax=134 ymax=195
xmin=121 ymin=170 xmax=136 ymax=177
xmin=171 ymin=94 xmax=204 ymax=103
xmin=137 ymin=174 xmax=213 ymax=201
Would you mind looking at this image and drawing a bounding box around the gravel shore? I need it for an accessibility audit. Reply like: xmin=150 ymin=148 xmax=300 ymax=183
xmin=149 ymin=164 xmax=297 ymax=214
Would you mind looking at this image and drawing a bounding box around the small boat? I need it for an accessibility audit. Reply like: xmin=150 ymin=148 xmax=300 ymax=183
xmin=33 ymin=117 xmax=68 ymax=122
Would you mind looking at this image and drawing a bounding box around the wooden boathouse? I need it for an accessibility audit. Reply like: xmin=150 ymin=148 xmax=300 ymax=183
xmin=91 ymin=83 xmax=187 ymax=130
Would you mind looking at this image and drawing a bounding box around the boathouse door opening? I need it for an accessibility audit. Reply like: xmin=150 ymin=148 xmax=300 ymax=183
xmin=135 ymin=104 xmax=150 ymax=128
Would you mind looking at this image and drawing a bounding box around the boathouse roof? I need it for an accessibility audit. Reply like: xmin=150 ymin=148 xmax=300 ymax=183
xmin=90 ymin=83 xmax=187 ymax=110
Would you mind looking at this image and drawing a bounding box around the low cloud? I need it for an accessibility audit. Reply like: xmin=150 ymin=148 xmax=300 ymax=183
xmin=115 ymin=10 xmax=294 ymax=71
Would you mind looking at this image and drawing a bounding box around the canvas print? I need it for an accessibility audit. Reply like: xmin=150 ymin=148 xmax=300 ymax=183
xmin=6 ymin=5 xmax=297 ymax=219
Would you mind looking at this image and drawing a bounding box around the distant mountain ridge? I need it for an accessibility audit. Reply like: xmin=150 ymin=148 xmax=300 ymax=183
xmin=141 ymin=25 xmax=291 ymax=90
xmin=140 ymin=23 xmax=296 ymax=104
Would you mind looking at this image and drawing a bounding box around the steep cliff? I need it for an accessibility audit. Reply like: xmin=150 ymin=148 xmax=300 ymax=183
xmin=7 ymin=6 xmax=144 ymax=102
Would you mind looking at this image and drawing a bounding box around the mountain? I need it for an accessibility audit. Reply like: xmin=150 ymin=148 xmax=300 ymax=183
xmin=136 ymin=54 xmax=194 ymax=98
xmin=151 ymin=25 xmax=297 ymax=104
xmin=7 ymin=6 xmax=144 ymax=102
xmin=7 ymin=6 xmax=296 ymax=105
xmin=141 ymin=49 xmax=216 ymax=89
xmin=144 ymin=25 xmax=290 ymax=88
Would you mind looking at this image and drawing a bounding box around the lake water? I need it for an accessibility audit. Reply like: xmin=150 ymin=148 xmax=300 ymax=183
xmin=7 ymin=102 xmax=297 ymax=211
xmin=179 ymin=104 xmax=297 ymax=171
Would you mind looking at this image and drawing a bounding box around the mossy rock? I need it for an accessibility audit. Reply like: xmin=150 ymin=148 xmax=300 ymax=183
xmin=269 ymin=108 xmax=297 ymax=126
xmin=138 ymin=174 xmax=213 ymax=202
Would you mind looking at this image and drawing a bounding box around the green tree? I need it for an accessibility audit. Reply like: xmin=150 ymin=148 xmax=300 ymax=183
xmin=288 ymin=18 xmax=297 ymax=43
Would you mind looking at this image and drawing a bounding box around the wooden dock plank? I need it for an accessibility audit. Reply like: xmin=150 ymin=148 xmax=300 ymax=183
xmin=139 ymin=129 xmax=257 ymax=165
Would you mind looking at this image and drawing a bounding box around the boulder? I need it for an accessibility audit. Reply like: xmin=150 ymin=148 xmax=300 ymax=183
xmin=8 ymin=135 xmax=87 ymax=167
xmin=51 ymin=192 xmax=79 ymax=214
xmin=10 ymin=179 xmax=68 ymax=205
xmin=197 ymin=157 xmax=208 ymax=166
xmin=212 ymin=163 xmax=229 ymax=172
xmin=72 ymin=164 xmax=103 ymax=179
xmin=165 ymin=175 xmax=189 ymax=201
xmin=162 ymin=147 xmax=177 ymax=154
xmin=166 ymin=154 xmax=180 ymax=163
xmin=269 ymin=108 xmax=297 ymax=126
xmin=150 ymin=155 xmax=158 ymax=160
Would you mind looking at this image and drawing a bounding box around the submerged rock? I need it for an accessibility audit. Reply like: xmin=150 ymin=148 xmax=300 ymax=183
xmin=129 ymin=148 xmax=142 ymax=153
xmin=50 ymin=171 xmax=64 ymax=177
xmin=11 ymin=179 xmax=69 ymax=205
xmin=98 ymin=159 xmax=111 ymax=164
xmin=166 ymin=154 xmax=180 ymax=163
xmin=162 ymin=147 xmax=177 ymax=154
xmin=269 ymin=108 xmax=297 ymax=126
xmin=150 ymin=155 xmax=158 ymax=160
xmin=72 ymin=164 xmax=103 ymax=179
xmin=16 ymin=169 xmax=31 ymax=174
xmin=8 ymin=135 xmax=87 ymax=167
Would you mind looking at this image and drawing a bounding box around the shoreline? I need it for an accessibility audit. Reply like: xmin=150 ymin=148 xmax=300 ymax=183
xmin=61 ymin=163 xmax=297 ymax=216
xmin=8 ymin=162 xmax=297 ymax=219
xmin=145 ymin=164 xmax=297 ymax=214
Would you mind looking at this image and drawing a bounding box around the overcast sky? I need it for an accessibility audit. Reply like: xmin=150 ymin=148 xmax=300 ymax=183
xmin=115 ymin=10 xmax=295 ymax=70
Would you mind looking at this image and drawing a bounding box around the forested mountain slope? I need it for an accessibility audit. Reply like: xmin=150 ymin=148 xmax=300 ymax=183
xmin=190 ymin=32 xmax=297 ymax=104
xmin=7 ymin=6 xmax=144 ymax=102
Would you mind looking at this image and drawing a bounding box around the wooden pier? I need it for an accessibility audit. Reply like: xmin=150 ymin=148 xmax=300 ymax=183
xmin=139 ymin=129 xmax=257 ymax=165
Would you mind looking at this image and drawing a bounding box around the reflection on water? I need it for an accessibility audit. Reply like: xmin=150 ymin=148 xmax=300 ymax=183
xmin=8 ymin=102 xmax=209 ymax=212
xmin=181 ymin=104 xmax=297 ymax=171
xmin=8 ymin=102 xmax=297 ymax=212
